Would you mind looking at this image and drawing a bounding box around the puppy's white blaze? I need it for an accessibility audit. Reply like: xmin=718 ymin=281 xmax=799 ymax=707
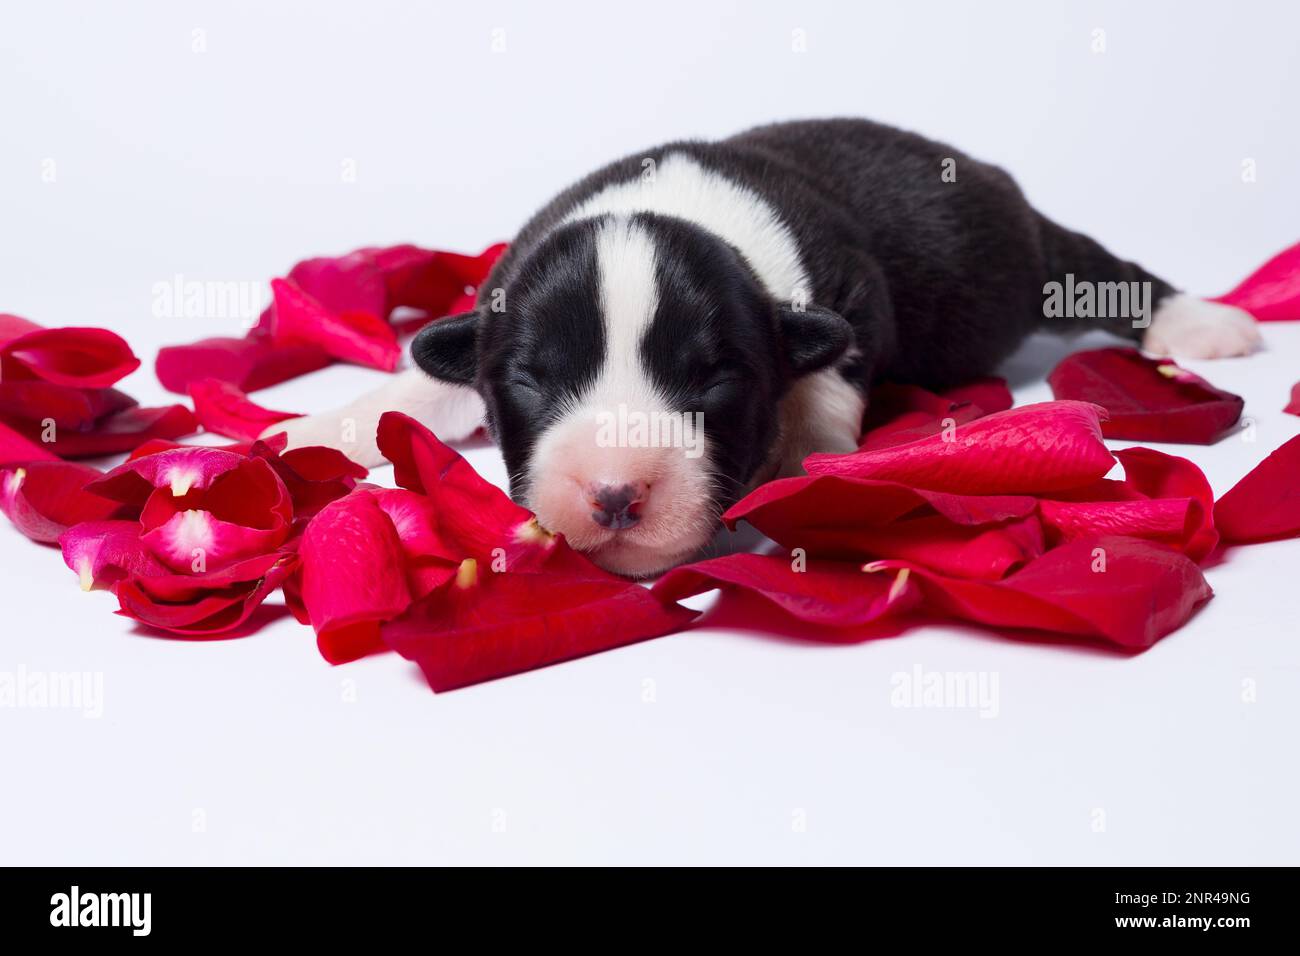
xmin=527 ymin=217 xmax=716 ymax=576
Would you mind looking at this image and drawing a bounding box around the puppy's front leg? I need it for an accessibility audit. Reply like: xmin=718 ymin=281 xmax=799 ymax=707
xmin=262 ymin=369 xmax=485 ymax=467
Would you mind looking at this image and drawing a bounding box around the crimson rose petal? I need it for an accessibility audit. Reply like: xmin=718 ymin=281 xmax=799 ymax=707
xmin=864 ymin=536 xmax=1212 ymax=650
xmin=299 ymin=490 xmax=414 ymax=664
xmin=1215 ymin=434 xmax=1300 ymax=542
xmin=1210 ymin=240 xmax=1300 ymax=322
xmin=0 ymin=461 xmax=125 ymax=544
xmin=59 ymin=520 xmax=169 ymax=590
xmin=384 ymin=553 xmax=696 ymax=692
xmin=188 ymin=378 xmax=301 ymax=441
xmin=155 ymin=336 xmax=331 ymax=394
xmin=114 ymin=551 xmax=297 ymax=635
xmin=806 ymin=401 xmax=1115 ymax=494
xmin=1047 ymin=348 xmax=1243 ymax=444
xmin=269 ymin=279 xmax=400 ymax=372
xmin=0 ymin=320 xmax=140 ymax=388
xmin=652 ymin=552 xmax=916 ymax=630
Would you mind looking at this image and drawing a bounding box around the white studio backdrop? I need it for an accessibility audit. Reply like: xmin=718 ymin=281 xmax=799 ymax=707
xmin=1 ymin=1 xmax=1297 ymax=864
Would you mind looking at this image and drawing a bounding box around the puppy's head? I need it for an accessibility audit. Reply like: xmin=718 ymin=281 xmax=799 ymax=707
xmin=412 ymin=213 xmax=851 ymax=576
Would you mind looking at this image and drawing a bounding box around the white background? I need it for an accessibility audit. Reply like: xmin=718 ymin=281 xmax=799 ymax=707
xmin=2 ymin=1 xmax=1298 ymax=864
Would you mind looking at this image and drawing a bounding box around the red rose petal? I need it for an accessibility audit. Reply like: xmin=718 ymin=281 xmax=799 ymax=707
xmin=0 ymin=461 xmax=125 ymax=544
xmin=59 ymin=520 xmax=169 ymax=590
xmin=286 ymin=252 xmax=387 ymax=320
xmin=114 ymin=551 xmax=297 ymax=635
xmin=371 ymin=242 xmax=506 ymax=318
xmin=91 ymin=446 xmax=248 ymax=505
xmin=376 ymin=410 xmax=548 ymax=564
xmin=0 ymin=323 xmax=140 ymax=388
xmin=1036 ymin=447 xmax=1217 ymax=561
xmin=269 ymin=278 xmax=400 ymax=372
xmin=299 ymin=491 xmax=413 ymax=664
xmin=136 ymin=457 xmax=292 ymax=571
xmin=866 ymin=536 xmax=1212 ymax=650
xmin=1215 ymin=434 xmax=1300 ymax=542
xmin=0 ymin=382 xmax=136 ymax=429
xmin=188 ymin=378 xmax=301 ymax=441
xmin=1047 ymin=348 xmax=1243 ymax=444
xmin=652 ymin=551 xmax=917 ymax=630
xmin=723 ymin=474 xmax=1042 ymax=577
xmin=806 ymin=401 xmax=1115 ymax=494
xmin=1285 ymin=382 xmax=1300 ymax=417
xmin=384 ymin=550 xmax=696 ymax=692
xmin=5 ymin=404 xmax=200 ymax=459
xmin=1210 ymin=240 xmax=1300 ymax=322
xmin=155 ymin=336 xmax=332 ymax=394
xmin=0 ymin=419 xmax=60 ymax=466
xmin=861 ymin=378 xmax=1012 ymax=450
xmin=250 ymin=441 xmax=366 ymax=519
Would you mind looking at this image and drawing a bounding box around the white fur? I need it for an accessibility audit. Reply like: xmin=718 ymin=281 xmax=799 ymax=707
xmin=265 ymin=368 xmax=484 ymax=467
xmin=1143 ymin=294 xmax=1261 ymax=359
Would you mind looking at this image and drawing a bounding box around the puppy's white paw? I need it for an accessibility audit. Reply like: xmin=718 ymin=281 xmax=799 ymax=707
xmin=1143 ymin=294 xmax=1261 ymax=359
xmin=257 ymin=369 xmax=486 ymax=469
xmin=264 ymin=412 xmax=384 ymax=467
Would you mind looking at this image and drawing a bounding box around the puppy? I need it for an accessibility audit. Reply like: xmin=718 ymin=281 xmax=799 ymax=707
xmin=272 ymin=118 xmax=1260 ymax=576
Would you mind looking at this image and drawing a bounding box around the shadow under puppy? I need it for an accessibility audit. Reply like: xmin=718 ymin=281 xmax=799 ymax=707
xmin=269 ymin=118 xmax=1260 ymax=576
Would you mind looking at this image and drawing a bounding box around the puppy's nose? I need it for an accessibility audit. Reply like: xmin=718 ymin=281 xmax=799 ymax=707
xmin=588 ymin=481 xmax=648 ymax=530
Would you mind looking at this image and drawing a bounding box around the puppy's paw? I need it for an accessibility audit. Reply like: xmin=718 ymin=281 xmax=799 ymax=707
xmin=262 ymin=412 xmax=384 ymax=468
xmin=1143 ymin=295 xmax=1261 ymax=359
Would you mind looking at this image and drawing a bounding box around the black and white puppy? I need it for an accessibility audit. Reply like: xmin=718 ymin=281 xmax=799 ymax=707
xmin=272 ymin=118 xmax=1260 ymax=576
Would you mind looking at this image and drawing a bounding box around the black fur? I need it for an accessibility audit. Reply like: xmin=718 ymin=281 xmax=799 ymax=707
xmin=413 ymin=117 xmax=1177 ymax=503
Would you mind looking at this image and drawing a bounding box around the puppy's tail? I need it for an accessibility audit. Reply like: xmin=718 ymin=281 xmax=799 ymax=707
xmin=263 ymin=368 xmax=485 ymax=467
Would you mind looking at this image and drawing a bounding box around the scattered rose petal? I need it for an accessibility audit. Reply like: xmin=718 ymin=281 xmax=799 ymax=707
xmin=269 ymin=278 xmax=400 ymax=372
xmin=376 ymin=410 xmax=554 ymax=567
xmin=1211 ymin=240 xmax=1300 ymax=322
xmin=0 ymin=461 xmax=125 ymax=543
xmin=865 ymin=536 xmax=1212 ymax=650
xmin=299 ymin=491 xmax=413 ymax=664
xmin=1037 ymin=448 xmax=1218 ymax=561
xmin=114 ymin=551 xmax=297 ymax=635
xmin=1285 ymin=382 xmax=1300 ymax=417
xmin=652 ymin=552 xmax=917 ymax=630
xmin=806 ymin=401 xmax=1115 ymax=494
xmin=59 ymin=519 xmax=169 ymax=590
xmin=155 ymin=336 xmax=332 ymax=395
xmin=188 ymin=378 xmax=301 ymax=441
xmin=0 ymin=382 xmax=135 ymax=429
xmin=3 ymin=404 xmax=200 ymax=459
xmin=135 ymin=457 xmax=292 ymax=571
xmin=1215 ymin=434 xmax=1300 ymax=542
xmin=91 ymin=446 xmax=250 ymax=505
xmin=384 ymin=547 xmax=696 ymax=692
xmin=724 ymin=474 xmax=1042 ymax=577
xmin=0 ymin=419 xmax=60 ymax=466
xmin=250 ymin=441 xmax=366 ymax=519
xmin=861 ymin=378 xmax=1013 ymax=450
xmin=0 ymin=320 xmax=140 ymax=388
xmin=1048 ymin=348 xmax=1243 ymax=444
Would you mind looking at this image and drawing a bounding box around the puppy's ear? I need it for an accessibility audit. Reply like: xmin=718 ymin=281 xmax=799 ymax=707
xmin=411 ymin=310 xmax=481 ymax=385
xmin=776 ymin=303 xmax=853 ymax=376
